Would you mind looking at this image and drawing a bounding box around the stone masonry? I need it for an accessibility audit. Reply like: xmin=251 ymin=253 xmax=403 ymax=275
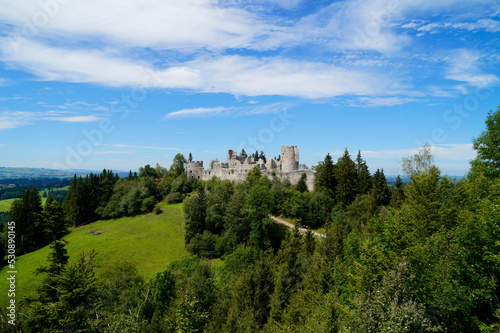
xmin=187 ymin=145 xmax=316 ymax=191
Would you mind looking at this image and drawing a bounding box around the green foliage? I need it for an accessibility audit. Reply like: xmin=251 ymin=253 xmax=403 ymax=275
xmin=315 ymin=153 xmax=336 ymax=196
xmin=296 ymin=172 xmax=308 ymax=193
xmin=99 ymin=261 xmax=146 ymax=318
xmin=170 ymin=153 xmax=187 ymax=178
xmin=184 ymin=190 xmax=207 ymax=245
xmin=470 ymin=106 xmax=500 ymax=179
xmin=166 ymin=191 xmax=184 ymax=204
xmin=355 ymin=150 xmax=372 ymax=195
xmin=401 ymin=144 xmax=435 ymax=177
xmin=335 ymin=148 xmax=358 ymax=207
xmin=186 ymin=230 xmax=218 ymax=258
xmin=24 ymin=246 xmax=98 ymax=332
xmin=10 ymin=186 xmax=45 ymax=253
xmin=372 ymin=168 xmax=391 ymax=208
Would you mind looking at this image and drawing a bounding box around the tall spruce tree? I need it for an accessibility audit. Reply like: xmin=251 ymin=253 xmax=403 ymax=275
xmin=372 ymin=168 xmax=391 ymax=207
xmin=315 ymin=153 xmax=336 ymax=197
xmin=355 ymin=150 xmax=372 ymax=195
xmin=184 ymin=190 xmax=207 ymax=245
xmin=10 ymin=187 xmax=44 ymax=253
xmin=335 ymin=149 xmax=357 ymax=207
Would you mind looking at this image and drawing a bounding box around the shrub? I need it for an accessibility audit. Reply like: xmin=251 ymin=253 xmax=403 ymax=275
xmin=166 ymin=192 xmax=184 ymax=204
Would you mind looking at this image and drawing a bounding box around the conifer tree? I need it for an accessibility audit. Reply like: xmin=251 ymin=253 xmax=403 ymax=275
xmin=355 ymin=150 xmax=372 ymax=195
xmin=315 ymin=153 xmax=336 ymax=197
xmin=372 ymin=168 xmax=391 ymax=207
xmin=43 ymin=197 xmax=68 ymax=246
xmin=184 ymin=190 xmax=207 ymax=245
xmin=296 ymin=173 xmax=308 ymax=193
xmin=335 ymin=149 xmax=357 ymax=207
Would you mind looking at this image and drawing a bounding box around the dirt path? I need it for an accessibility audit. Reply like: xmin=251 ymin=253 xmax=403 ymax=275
xmin=269 ymin=216 xmax=326 ymax=238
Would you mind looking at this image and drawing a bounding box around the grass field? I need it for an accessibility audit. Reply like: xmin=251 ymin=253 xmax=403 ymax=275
xmin=0 ymin=199 xmax=15 ymax=212
xmin=0 ymin=202 xmax=188 ymax=306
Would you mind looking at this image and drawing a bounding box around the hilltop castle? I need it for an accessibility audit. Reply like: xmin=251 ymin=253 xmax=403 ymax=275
xmin=187 ymin=145 xmax=316 ymax=191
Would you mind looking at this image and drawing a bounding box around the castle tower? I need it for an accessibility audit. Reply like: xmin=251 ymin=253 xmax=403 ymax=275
xmin=281 ymin=145 xmax=299 ymax=172
xmin=227 ymin=149 xmax=237 ymax=162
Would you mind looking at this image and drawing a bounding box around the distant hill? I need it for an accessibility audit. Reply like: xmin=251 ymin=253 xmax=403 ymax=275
xmin=0 ymin=167 xmax=130 ymax=181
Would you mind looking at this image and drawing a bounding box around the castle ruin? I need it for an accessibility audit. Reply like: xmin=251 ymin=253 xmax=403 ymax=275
xmin=187 ymin=145 xmax=316 ymax=191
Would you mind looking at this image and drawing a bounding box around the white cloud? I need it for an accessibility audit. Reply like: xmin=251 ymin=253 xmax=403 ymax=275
xmin=165 ymin=107 xmax=229 ymax=119
xmin=417 ymin=23 xmax=440 ymax=32
xmin=0 ymin=111 xmax=37 ymax=129
xmin=0 ymin=110 xmax=103 ymax=129
xmin=112 ymin=144 xmax=178 ymax=150
xmin=41 ymin=115 xmax=103 ymax=122
xmin=0 ymin=38 xmax=396 ymax=98
xmin=0 ymin=0 xmax=270 ymax=51
xmin=361 ymin=143 xmax=474 ymax=161
xmin=0 ymin=96 xmax=28 ymax=101
xmin=165 ymin=102 xmax=293 ymax=119
xmin=92 ymin=150 xmax=134 ymax=155
xmin=447 ymin=19 xmax=500 ymax=32
xmin=0 ymin=37 xmax=201 ymax=88
xmin=445 ymin=49 xmax=499 ymax=87
xmin=350 ymin=96 xmax=418 ymax=107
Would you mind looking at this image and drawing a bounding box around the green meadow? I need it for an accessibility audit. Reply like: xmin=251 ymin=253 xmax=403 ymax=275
xmin=0 ymin=199 xmax=15 ymax=212
xmin=0 ymin=202 xmax=188 ymax=307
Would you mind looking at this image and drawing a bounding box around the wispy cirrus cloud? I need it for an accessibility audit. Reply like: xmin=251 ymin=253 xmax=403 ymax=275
xmin=445 ymin=49 xmax=499 ymax=87
xmin=0 ymin=96 xmax=29 ymax=101
xmin=348 ymin=96 xmax=418 ymax=107
xmin=41 ymin=115 xmax=103 ymax=123
xmin=112 ymin=144 xmax=179 ymax=150
xmin=361 ymin=144 xmax=474 ymax=161
xmin=165 ymin=102 xmax=294 ymax=119
xmin=0 ymin=111 xmax=104 ymax=129
xmin=165 ymin=107 xmax=230 ymax=119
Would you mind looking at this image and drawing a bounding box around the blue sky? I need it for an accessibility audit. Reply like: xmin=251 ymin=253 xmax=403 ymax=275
xmin=0 ymin=0 xmax=499 ymax=176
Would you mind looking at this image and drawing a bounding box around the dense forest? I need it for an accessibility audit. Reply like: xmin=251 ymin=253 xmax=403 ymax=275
xmin=1 ymin=107 xmax=500 ymax=332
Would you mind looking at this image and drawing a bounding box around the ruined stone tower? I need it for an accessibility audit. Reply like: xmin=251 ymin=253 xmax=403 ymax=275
xmin=187 ymin=145 xmax=316 ymax=191
xmin=281 ymin=145 xmax=299 ymax=172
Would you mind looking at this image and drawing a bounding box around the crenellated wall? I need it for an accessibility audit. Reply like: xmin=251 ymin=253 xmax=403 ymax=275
xmin=187 ymin=145 xmax=316 ymax=191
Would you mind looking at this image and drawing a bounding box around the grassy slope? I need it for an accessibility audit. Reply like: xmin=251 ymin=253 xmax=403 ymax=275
xmin=0 ymin=202 xmax=188 ymax=306
xmin=0 ymin=199 xmax=15 ymax=212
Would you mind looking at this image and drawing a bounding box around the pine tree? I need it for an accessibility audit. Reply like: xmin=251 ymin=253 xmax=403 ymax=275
xmin=259 ymin=150 xmax=266 ymax=162
xmin=355 ymin=150 xmax=372 ymax=195
xmin=184 ymin=190 xmax=207 ymax=245
xmin=315 ymin=153 xmax=336 ymax=197
xmin=335 ymin=149 xmax=357 ymax=207
xmin=43 ymin=197 xmax=68 ymax=246
xmin=372 ymin=168 xmax=391 ymax=207
xmin=296 ymin=173 xmax=308 ymax=193
xmin=390 ymin=175 xmax=405 ymax=207
xmin=240 ymin=149 xmax=247 ymax=157
xmin=127 ymin=170 xmax=133 ymax=180
xmin=189 ymin=152 xmax=193 ymax=162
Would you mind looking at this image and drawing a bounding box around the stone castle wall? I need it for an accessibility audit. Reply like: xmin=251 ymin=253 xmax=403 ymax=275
xmin=187 ymin=145 xmax=316 ymax=191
